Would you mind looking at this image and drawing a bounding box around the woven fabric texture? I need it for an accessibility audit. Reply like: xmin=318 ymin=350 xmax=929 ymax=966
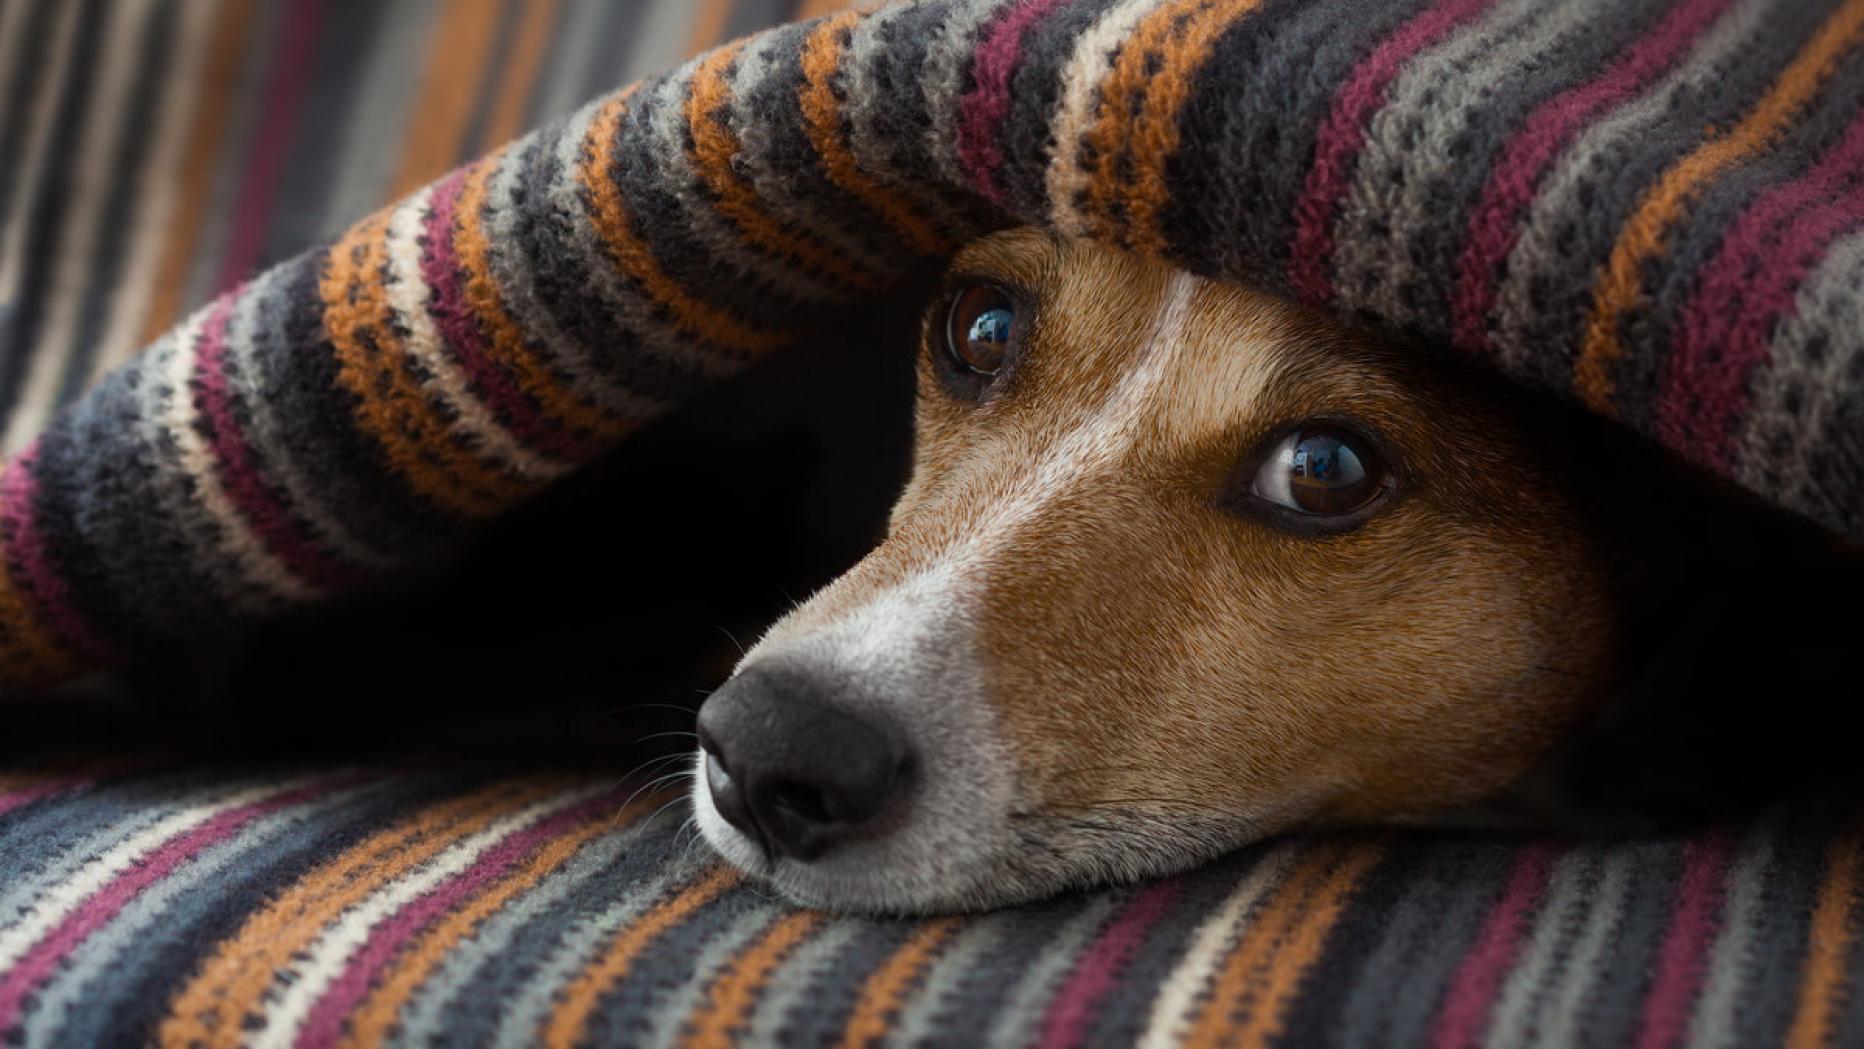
xmin=1 ymin=765 xmax=1862 ymax=1048
xmin=5 ymin=2 xmax=1864 ymax=1047
xmin=6 ymin=0 xmax=1864 ymax=686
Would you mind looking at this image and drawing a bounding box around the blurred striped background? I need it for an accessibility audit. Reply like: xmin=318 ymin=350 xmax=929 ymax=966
xmin=0 ymin=0 xmax=852 ymax=456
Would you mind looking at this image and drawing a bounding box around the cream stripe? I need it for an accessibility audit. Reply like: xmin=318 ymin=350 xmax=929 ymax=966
xmin=1527 ymin=847 xmax=1636 ymax=1048
xmin=0 ymin=776 xmax=317 ymax=972
xmin=1683 ymin=821 xmax=1781 ymax=1049
xmin=1045 ymin=0 xmax=1171 ymax=236
xmin=0 ymin=0 xmax=84 ymax=313
xmin=1485 ymin=849 xmax=1603 ymax=1046
xmin=84 ymin=0 xmax=225 ymax=386
xmin=381 ymin=187 xmax=573 ymax=482
xmin=220 ymin=264 xmax=394 ymax=570
xmin=1137 ymin=842 xmax=1302 ymax=1049
xmin=161 ymin=304 xmax=322 ymax=606
xmin=250 ymin=786 xmax=607 ymax=1049
xmin=3 ymin=0 xmax=157 ymax=453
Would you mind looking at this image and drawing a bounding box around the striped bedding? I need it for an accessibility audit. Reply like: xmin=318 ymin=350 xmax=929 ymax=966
xmin=5 ymin=0 xmax=1864 ymax=1045
xmin=1 ymin=766 xmax=1862 ymax=1048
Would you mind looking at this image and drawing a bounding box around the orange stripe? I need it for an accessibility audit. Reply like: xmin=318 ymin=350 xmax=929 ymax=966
xmin=160 ymin=780 xmax=561 ymax=1049
xmin=543 ymin=864 xmax=741 ymax=1049
xmin=452 ymin=154 xmax=636 ymax=441
xmin=1573 ymin=0 xmax=1864 ymax=413
xmin=685 ymin=0 xmax=737 ymax=58
xmin=687 ymin=41 xmax=882 ymax=293
xmin=321 ymin=204 xmax=533 ymax=516
xmin=479 ymin=0 xmax=563 ymax=150
xmin=1081 ymin=0 xmax=1220 ymax=247
xmin=0 ymin=560 xmax=72 ymax=690
xmin=1181 ymin=843 xmax=1345 ymax=1048
xmin=681 ymin=910 xmax=828 ymax=1047
xmin=139 ymin=0 xmax=258 ymax=342
xmin=837 ymin=917 xmax=964 ymax=1049
xmin=388 ymin=0 xmax=506 ymax=200
xmin=796 ymin=0 xmax=857 ymax=17
xmin=799 ymin=10 xmax=955 ymax=260
xmin=1229 ymin=843 xmax=1384 ymax=1048
xmin=1784 ymin=826 xmax=1864 ymax=1049
xmin=1121 ymin=0 xmax=1265 ymax=254
xmin=341 ymin=797 xmax=654 ymax=1049
xmin=576 ymin=87 xmax=788 ymax=357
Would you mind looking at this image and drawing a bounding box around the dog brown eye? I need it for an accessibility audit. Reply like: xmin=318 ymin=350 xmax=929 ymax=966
xmin=945 ymin=284 xmax=1016 ymax=376
xmin=1251 ymin=426 xmax=1389 ymax=516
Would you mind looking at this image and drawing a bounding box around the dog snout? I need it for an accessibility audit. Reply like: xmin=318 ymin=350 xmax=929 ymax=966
xmin=696 ymin=665 xmax=915 ymax=861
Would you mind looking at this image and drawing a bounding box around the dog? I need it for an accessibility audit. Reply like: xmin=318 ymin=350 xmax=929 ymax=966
xmin=689 ymin=227 xmax=1858 ymax=914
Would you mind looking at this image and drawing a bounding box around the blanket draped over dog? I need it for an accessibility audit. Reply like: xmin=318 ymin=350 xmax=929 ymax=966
xmin=4 ymin=0 xmax=1864 ymax=687
xmin=6 ymin=3 xmax=1864 ymax=1047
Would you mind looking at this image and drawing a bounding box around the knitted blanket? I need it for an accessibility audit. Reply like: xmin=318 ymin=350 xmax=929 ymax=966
xmin=4 ymin=0 xmax=1864 ymax=685
xmin=7 ymin=2 xmax=1864 ymax=1047
xmin=2 ymin=764 xmax=1862 ymax=1048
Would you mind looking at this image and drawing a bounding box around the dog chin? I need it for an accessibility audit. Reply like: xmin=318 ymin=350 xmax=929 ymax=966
xmin=688 ymin=768 xmax=1252 ymax=914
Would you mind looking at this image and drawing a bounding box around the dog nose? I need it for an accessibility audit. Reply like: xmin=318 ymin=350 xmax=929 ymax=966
xmin=695 ymin=665 xmax=914 ymax=861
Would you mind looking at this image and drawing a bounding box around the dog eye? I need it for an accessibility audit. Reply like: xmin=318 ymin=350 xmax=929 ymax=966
xmin=1251 ymin=426 xmax=1390 ymax=517
xmin=944 ymin=284 xmax=1016 ymax=376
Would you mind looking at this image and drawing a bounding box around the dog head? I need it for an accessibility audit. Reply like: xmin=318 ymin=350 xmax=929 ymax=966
xmin=691 ymin=228 xmax=1622 ymax=913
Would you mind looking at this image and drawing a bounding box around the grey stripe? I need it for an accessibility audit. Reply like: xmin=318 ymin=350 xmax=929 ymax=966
xmin=1527 ymin=845 xmax=1639 ymax=1048
xmin=479 ymin=127 xmax=666 ymax=420
xmin=637 ymin=904 xmax=783 ymax=1047
xmin=842 ymin=0 xmax=992 ymax=247
xmin=19 ymin=780 xmax=380 ymax=1047
xmin=1490 ymin=0 xmax=1823 ymax=383
xmin=1157 ymin=0 xmax=1431 ymax=294
xmin=920 ymin=0 xmax=1021 ymax=188
xmin=729 ymin=21 xmax=917 ymax=280
xmin=1734 ymin=227 xmax=1864 ymax=537
xmin=1338 ymin=844 xmax=1515 ymax=1049
xmin=317 ymin=0 xmax=442 ymax=235
xmin=393 ymin=817 xmax=659 ymax=1045
xmin=1486 ymin=849 xmax=1607 ymax=1047
xmin=983 ymin=894 xmax=1122 ymax=1047
xmin=488 ymin=845 xmax=710 ymax=1049
xmin=892 ymin=918 xmax=1008 ymax=1046
xmin=742 ymin=919 xmax=866 ymax=1045
xmin=175 ymin=0 xmax=290 ymax=316
xmin=528 ymin=1 xmax=637 ymax=126
xmin=1685 ymin=817 xmax=1784 ymax=1049
xmin=1330 ymin=0 xmax=1628 ymax=333
xmin=617 ymin=0 xmax=705 ymax=87
xmin=221 ymin=262 xmax=391 ymax=569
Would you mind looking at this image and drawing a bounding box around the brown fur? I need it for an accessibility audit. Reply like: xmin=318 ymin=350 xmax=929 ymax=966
xmin=765 ymin=229 xmax=1621 ymax=837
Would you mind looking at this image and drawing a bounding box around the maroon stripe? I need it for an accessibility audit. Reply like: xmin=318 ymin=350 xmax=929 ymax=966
xmin=957 ymin=0 xmax=1071 ymax=204
xmin=212 ymin=0 xmax=321 ymax=291
xmin=419 ymin=169 xmax=600 ymax=464
xmin=193 ymin=291 xmax=362 ymax=590
xmin=1036 ymin=878 xmax=1188 ymax=1048
xmin=1450 ymin=0 xmax=1735 ymax=353
xmin=1659 ymin=106 xmax=1864 ymax=470
xmin=1430 ymin=842 xmax=1562 ymax=1049
xmin=0 ymin=445 xmax=115 ymax=662
xmin=1288 ymin=0 xmax=1497 ymax=307
xmin=1632 ymin=831 xmax=1734 ymax=1049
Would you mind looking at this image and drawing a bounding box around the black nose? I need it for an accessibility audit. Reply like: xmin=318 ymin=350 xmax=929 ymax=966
xmin=696 ymin=664 xmax=914 ymax=861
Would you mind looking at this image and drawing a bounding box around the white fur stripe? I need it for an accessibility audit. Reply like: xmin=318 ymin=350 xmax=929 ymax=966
xmin=381 ymin=187 xmax=572 ymax=483
xmin=162 ymin=308 xmax=322 ymax=605
xmin=0 ymin=776 xmax=317 ymax=972
xmin=248 ymin=786 xmax=607 ymax=1049
xmin=1045 ymin=0 xmax=1170 ymax=237
xmin=1136 ymin=841 xmax=1302 ymax=1049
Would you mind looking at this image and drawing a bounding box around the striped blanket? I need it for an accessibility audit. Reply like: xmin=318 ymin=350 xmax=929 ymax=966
xmin=5 ymin=0 xmax=1864 ymax=1045
xmin=1 ymin=765 xmax=1861 ymax=1048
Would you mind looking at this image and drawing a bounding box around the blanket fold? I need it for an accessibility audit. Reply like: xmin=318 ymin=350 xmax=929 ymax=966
xmin=4 ymin=0 xmax=1862 ymax=689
